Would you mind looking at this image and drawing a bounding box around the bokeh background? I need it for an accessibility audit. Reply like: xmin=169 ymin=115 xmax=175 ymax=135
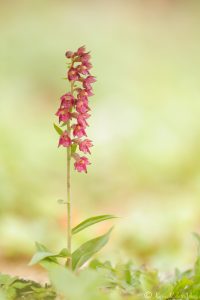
xmin=1 ymin=0 xmax=200 ymax=281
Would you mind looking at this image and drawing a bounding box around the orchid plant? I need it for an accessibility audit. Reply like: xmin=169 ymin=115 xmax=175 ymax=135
xmin=30 ymin=46 xmax=116 ymax=271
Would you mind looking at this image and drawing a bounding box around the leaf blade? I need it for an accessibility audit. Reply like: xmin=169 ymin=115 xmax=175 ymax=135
xmin=29 ymin=243 xmax=70 ymax=266
xmin=71 ymin=143 xmax=77 ymax=155
xmin=72 ymin=227 xmax=113 ymax=270
xmin=29 ymin=251 xmax=56 ymax=266
xmin=53 ymin=123 xmax=63 ymax=135
xmin=72 ymin=214 xmax=117 ymax=235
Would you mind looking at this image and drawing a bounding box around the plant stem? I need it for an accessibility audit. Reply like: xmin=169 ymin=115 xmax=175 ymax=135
xmin=66 ymin=129 xmax=72 ymax=268
xmin=66 ymin=80 xmax=74 ymax=269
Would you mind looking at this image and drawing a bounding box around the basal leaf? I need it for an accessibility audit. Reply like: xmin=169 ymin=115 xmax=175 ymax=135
xmin=53 ymin=123 xmax=63 ymax=135
xmin=57 ymin=248 xmax=70 ymax=257
xmin=35 ymin=241 xmax=49 ymax=252
xmin=45 ymin=263 xmax=105 ymax=300
xmin=29 ymin=251 xmax=57 ymax=266
xmin=29 ymin=243 xmax=70 ymax=266
xmin=72 ymin=215 xmax=117 ymax=235
xmin=45 ymin=263 xmax=78 ymax=298
xmin=0 ymin=274 xmax=14 ymax=285
xmin=72 ymin=227 xmax=113 ymax=270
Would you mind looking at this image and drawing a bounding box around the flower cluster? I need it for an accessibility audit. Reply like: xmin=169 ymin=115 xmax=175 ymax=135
xmin=55 ymin=46 xmax=95 ymax=173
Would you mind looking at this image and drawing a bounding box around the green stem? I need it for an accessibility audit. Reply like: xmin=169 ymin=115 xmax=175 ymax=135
xmin=66 ymin=79 xmax=74 ymax=269
xmin=66 ymin=130 xmax=72 ymax=268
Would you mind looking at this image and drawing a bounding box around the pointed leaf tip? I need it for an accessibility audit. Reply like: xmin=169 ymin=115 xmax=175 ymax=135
xmin=29 ymin=242 xmax=70 ymax=266
xmin=72 ymin=214 xmax=117 ymax=235
xmin=72 ymin=227 xmax=113 ymax=270
xmin=54 ymin=123 xmax=63 ymax=135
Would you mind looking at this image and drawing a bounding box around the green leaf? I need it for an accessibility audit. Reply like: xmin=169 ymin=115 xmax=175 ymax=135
xmin=29 ymin=251 xmax=57 ymax=266
xmin=0 ymin=274 xmax=17 ymax=286
xmin=0 ymin=274 xmax=12 ymax=285
xmin=72 ymin=227 xmax=113 ymax=270
xmin=58 ymin=248 xmax=70 ymax=257
xmin=61 ymin=122 xmax=67 ymax=127
xmin=57 ymin=199 xmax=66 ymax=205
xmin=12 ymin=281 xmax=31 ymax=289
xmin=43 ymin=261 xmax=106 ymax=300
xmin=45 ymin=264 xmax=78 ymax=298
xmin=193 ymin=232 xmax=200 ymax=243
xmin=29 ymin=242 xmax=70 ymax=266
xmin=53 ymin=123 xmax=63 ymax=135
xmin=35 ymin=241 xmax=49 ymax=252
xmin=44 ymin=263 xmax=106 ymax=300
xmin=173 ymin=277 xmax=193 ymax=295
xmin=193 ymin=232 xmax=200 ymax=256
xmin=72 ymin=214 xmax=117 ymax=235
xmin=0 ymin=290 xmax=6 ymax=300
xmin=71 ymin=143 xmax=77 ymax=155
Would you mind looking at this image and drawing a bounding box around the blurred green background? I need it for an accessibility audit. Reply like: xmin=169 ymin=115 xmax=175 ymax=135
xmin=1 ymin=0 xmax=200 ymax=280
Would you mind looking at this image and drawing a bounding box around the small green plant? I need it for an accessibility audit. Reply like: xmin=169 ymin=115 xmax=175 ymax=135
xmin=30 ymin=46 xmax=116 ymax=272
xmin=0 ymin=274 xmax=56 ymax=300
xmin=2 ymin=233 xmax=200 ymax=299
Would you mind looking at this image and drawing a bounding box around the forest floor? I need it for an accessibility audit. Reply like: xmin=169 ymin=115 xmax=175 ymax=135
xmin=0 ymin=258 xmax=47 ymax=283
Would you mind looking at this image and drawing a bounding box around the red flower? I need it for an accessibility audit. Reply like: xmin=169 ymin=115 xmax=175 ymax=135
xmin=72 ymin=124 xmax=87 ymax=138
xmin=83 ymin=76 xmax=96 ymax=90
xmin=76 ymin=64 xmax=90 ymax=75
xmin=65 ymin=51 xmax=74 ymax=58
xmin=77 ymin=113 xmax=90 ymax=127
xmin=85 ymin=88 xmax=94 ymax=97
xmin=55 ymin=108 xmax=71 ymax=123
xmin=60 ymin=93 xmax=74 ymax=108
xmin=83 ymin=61 xmax=92 ymax=71
xmin=74 ymin=156 xmax=90 ymax=173
xmin=68 ymin=67 xmax=80 ymax=81
xmin=55 ymin=46 xmax=96 ymax=173
xmin=76 ymin=46 xmax=86 ymax=56
xmin=77 ymin=88 xmax=89 ymax=100
xmin=80 ymin=53 xmax=91 ymax=64
xmin=79 ymin=139 xmax=93 ymax=154
xmin=58 ymin=131 xmax=72 ymax=147
xmin=76 ymin=99 xmax=89 ymax=114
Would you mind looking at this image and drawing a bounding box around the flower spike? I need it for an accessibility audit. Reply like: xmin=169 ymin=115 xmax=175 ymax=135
xmin=55 ymin=46 xmax=95 ymax=173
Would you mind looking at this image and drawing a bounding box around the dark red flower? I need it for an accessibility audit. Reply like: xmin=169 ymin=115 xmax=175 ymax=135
xmin=68 ymin=67 xmax=80 ymax=81
xmin=55 ymin=46 xmax=96 ymax=173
